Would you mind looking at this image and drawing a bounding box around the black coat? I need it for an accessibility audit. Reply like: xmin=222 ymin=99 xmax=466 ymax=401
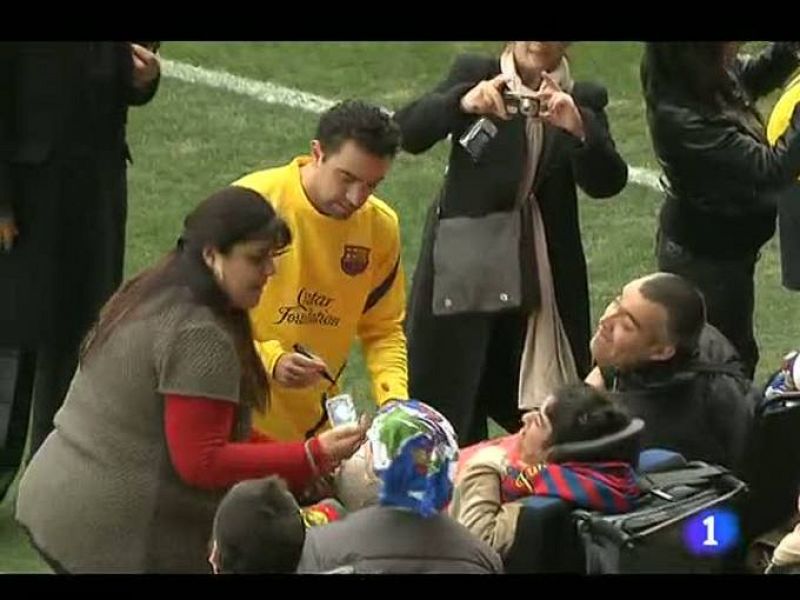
xmin=0 ymin=42 xmax=159 ymax=347
xmin=395 ymin=53 xmax=627 ymax=436
xmin=644 ymin=42 xmax=800 ymax=259
xmin=604 ymin=325 xmax=759 ymax=470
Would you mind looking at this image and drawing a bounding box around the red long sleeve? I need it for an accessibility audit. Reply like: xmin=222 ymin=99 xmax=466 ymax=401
xmin=163 ymin=394 xmax=327 ymax=492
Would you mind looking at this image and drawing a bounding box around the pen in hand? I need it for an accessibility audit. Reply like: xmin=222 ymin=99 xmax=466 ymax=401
xmin=292 ymin=343 xmax=336 ymax=385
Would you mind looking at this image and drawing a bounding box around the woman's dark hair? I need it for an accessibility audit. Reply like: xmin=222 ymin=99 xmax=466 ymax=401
xmin=544 ymin=383 xmax=631 ymax=448
xmin=80 ymin=186 xmax=291 ymax=412
xmin=641 ymin=42 xmax=763 ymax=131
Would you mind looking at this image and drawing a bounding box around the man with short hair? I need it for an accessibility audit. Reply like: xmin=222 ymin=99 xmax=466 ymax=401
xmin=209 ymin=476 xmax=305 ymax=574
xmin=233 ymin=100 xmax=408 ymax=443
xmin=586 ymin=272 xmax=758 ymax=468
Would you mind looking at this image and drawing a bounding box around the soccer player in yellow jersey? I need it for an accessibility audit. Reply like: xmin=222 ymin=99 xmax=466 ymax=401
xmin=233 ymin=101 xmax=408 ymax=443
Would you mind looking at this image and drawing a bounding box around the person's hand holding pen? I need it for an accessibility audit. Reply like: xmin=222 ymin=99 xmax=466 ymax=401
xmin=273 ymin=343 xmax=336 ymax=389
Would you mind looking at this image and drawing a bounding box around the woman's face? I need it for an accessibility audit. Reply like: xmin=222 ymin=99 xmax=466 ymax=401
xmin=205 ymin=239 xmax=280 ymax=310
xmin=518 ymin=395 xmax=555 ymax=465
xmin=512 ymin=42 xmax=570 ymax=82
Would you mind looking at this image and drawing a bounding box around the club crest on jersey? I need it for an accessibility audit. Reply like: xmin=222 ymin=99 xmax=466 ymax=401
xmin=341 ymin=245 xmax=370 ymax=276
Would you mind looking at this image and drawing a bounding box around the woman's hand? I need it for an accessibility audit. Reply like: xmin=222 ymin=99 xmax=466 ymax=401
xmin=534 ymin=72 xmax=585 ymax=141
xmin=0 ymin=216 xmax=18 ymax=252
xmin=317 ymin=415 xmax=369 ymax=464
xmin=460 ymin=74 xmax=512 ymax=121
xmin=131 ymin=43 xmax=161 ymax=91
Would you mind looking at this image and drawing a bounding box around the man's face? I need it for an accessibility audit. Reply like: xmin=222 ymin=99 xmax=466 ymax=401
xmin=517 ymin=395 xmax=554 ymax=465
xmin=309 ymin=139 xmax=392 ymax=220
xmin=590 ymin=276 xmax=676 ymax=371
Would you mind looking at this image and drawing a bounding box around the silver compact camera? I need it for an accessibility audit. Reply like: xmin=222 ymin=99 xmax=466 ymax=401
xmin=502 ymin=90 xmax=540 ymax=118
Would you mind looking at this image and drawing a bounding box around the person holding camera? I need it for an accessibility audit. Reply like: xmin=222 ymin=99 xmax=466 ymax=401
xmin=394 ymin=42 xmax=627 ymax=444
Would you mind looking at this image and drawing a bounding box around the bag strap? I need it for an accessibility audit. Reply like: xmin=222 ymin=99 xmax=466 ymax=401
xmin=629 ymin=481 xmax=746 ymax=542
xmin=637 ymin=464 xmax=729 ymax=493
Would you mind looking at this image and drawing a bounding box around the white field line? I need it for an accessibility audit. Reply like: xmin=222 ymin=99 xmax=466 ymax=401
xmin=162 ymin=58 xmax=663 ymax=193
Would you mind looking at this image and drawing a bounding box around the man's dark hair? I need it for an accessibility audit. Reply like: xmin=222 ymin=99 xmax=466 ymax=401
xmin=641 ymin=43 xmax=741 ymax=111
xmin=639 ymin=272 xmax=707 ymax=359
xmin=316 ymin=99 xmax=401 ymax=158
xmin=546 ymin=383 xmax=632 ymax=450
xmin=213 ymin=476 xmax=305 ymax=574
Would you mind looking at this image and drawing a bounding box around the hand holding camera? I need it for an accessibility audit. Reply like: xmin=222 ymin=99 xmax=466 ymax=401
xmin=459 ymin=71 xmax=585 ymax=161
xmin=533 ymin=72 xmax=585 ymax=141
xmin=502 ymin=89 xmax=540 ymax=118
xmin=459 ymin=73 xmax=513 ymax=121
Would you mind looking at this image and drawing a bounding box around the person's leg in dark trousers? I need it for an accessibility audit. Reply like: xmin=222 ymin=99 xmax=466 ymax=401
xmin=408 ymin=310 xmax=496 ymax=446
xmin=26 ymin=155 xmax=127 ymax=458
xmin=0 ymin=161 xmax=61 ymax=492
xmin=657 ymin=232 xmax=759 ymax=379
xmin=0 ymin=349 xmax=36 ymax=498
xmin=476 ymin=311 xmax=528 ymax=440
xmin=408 ymin=291 xmax=526 ymax=444
xmin=27 ymin=340 xmax=80 ymax=458
xmin=406 ymin=203 xmax=498 ymax=446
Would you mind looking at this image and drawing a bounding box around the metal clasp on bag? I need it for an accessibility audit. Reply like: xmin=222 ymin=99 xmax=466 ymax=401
xmin=651 ymin=488 xmax=675 ymax=502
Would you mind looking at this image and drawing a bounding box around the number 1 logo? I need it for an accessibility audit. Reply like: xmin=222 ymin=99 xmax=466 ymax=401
xmin=684 ymin=509 xmax=739 ymax=556
xmin=702 ymin=515 xmax=718 ymax=547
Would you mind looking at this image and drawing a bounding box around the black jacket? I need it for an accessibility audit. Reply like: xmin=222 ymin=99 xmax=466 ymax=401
xmin=604 ymin=325 xmax=759 ymax=469
xmin=397 ymin=53 xmax=627 ymax=392
xmin=644 ymin=42 xmax=800 ymax=258
xmin=0 ymin=42 xmax=159 ymax=346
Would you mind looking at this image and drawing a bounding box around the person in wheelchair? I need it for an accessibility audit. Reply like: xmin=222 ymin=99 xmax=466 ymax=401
xmin=586 ymin=272 xmax=758 ymax=469
xmin=448 ymin=383 xmax=641 ymax=557
xmin=297 ymin=400 xmax=503 ymax=574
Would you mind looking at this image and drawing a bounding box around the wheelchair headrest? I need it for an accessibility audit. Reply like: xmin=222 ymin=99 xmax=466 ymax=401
xmin=547 ymin=418 xmax=644 ymax=464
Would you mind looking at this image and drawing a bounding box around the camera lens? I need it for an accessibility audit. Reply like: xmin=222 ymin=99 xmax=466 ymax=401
xmin=520 ymin=98 xmax=533 ymax=116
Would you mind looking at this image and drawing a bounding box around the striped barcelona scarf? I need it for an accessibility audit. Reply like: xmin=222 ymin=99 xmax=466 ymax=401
xmin=500 ymin=461 xmax=641 ymax=514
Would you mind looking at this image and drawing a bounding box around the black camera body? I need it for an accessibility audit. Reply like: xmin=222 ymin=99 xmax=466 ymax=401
xmin=458 ymin=117 xmax=498 ymax=163
xmin=458 ymin=87 xmax=540 ymax=162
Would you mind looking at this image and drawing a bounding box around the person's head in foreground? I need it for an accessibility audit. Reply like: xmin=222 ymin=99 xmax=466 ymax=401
xmin=209 ymin=476 xmax=305 ymax=574
xmin=344 ymin=399 xmax=460 ymax=517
